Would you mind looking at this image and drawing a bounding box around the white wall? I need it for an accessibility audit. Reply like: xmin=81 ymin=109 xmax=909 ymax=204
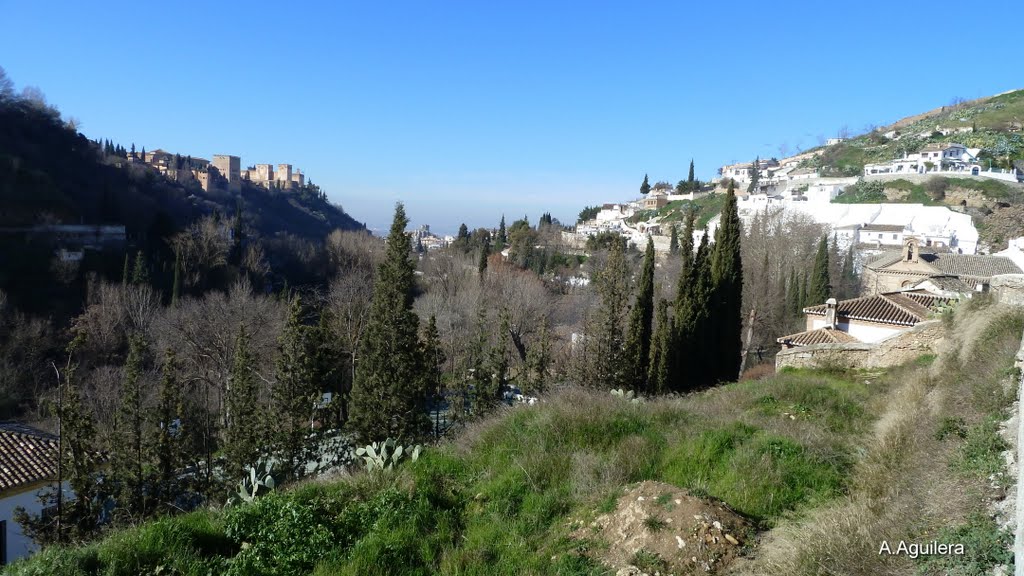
xmin=0 ymin=482 xmax=70 ymax=565
xmin=809 ymin=318 xmax=903 ymax=343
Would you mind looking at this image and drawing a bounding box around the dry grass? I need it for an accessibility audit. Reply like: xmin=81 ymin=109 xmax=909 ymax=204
xmin=731 ymin=303 xmax=1023 ymax=576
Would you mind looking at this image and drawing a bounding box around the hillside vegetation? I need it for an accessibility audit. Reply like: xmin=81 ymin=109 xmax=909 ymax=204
xmin=11 ymin=298 xmax=1021 ymax=576
xmin=804 ymin=89 xmax=1024 ymax=177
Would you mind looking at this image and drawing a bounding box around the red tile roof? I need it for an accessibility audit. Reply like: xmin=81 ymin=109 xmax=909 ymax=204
xmin=776 ymin=328 xmax=861 ymax=347
xmin=0 ymin=423 xmax=58 ymax=495
xmin=803 ymin=292 xmax=949 ymax=326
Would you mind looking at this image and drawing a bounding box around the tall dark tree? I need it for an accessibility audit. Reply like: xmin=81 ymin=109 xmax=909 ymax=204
xmin=272 ymin=296 xmax=320 ymax=478
xmin=112 ymin=335 xmax=149 ymax=519
xmin=840 ymin=243 xmax=858 ymax=299
xmin=640 ymin=173 xmax=651 ymax=196
xmin=526 ymin=316 xmax=552 ymax=394
xmin=647 ymin=299 xmax=671 ymax=395
xmin=624 ymin=238 xmax=655 ymax=390
xmin=421 ymin=315 xmax=446 ymax=436
xmin=710 ymin=181 xmax=744 ymax=384
xmin=746 ymin=157 xmax=760 ymax=194
xmin=687 ymin=159 xmax=696 ymax=190
xmin=581 ymin=237 xmax=631 ymax=389
xmin=495 ymin=215 xmax=507 ymax=251
xmin=348 ymin=203 xmax=430 ymax=442
xmin=224 ymin=326 xmax=263 ymax=479
xmin=808 ymin=235 xmax=831 ymax=305
xmin=151 ymin=349 xmax=185 ymax=511
xmin=786 ymin=268 xmax=800 ymax=318
xmin=131 ymin=250 xmax=148 ymax=285
xmin=669 ymin=224 xmax=679 ymax=255
xmin=478 ymin=234 xmax=490 ymax=276
xmin=171 ymin=249 xmax=182 ymax=306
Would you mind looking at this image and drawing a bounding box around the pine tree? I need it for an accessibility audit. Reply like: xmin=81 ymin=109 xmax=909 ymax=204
xmin=272 ymin=297 xmax=320 ymax=478
xmin=647 ymin=299 xmax=671 ymax=395
xmin=710 ymin=181 xmax=744 ymax=384
xmin=624 ymin=238 xmax=655 ymax=390
xmin=112 ymin=335 xmax=148 ymax=520
xmin=348 ymin=203 xmax=430 ymax=443
xmin=421 ymin=315 xmax=446 ymax=437
xmin=495 ymin=215 xmax=507 ymax=251
xmin=640 ymin=173 xmax=651 ymax=196
xmin=747 ymin=157 xmax=760 ymax=193
xmin=669 ymin=224 xmax=679 ymax=255
xmin=224 ymin=326 xmax=263 ymax=479
xmin=808 ymin=235 xmax=830 ymax=305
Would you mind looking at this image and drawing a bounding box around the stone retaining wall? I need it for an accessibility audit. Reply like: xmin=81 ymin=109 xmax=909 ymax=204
xmin=775 ymin=320 xmax=945 ymax=371
xmin=994 ymin=275 xmax=1024 ymax=307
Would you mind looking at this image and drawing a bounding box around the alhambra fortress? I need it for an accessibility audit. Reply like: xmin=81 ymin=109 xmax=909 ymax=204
xmin=124 ymin=149 xmax=306 ymax=193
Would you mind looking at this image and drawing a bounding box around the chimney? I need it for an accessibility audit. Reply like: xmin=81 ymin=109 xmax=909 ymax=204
xmin=825 ymin=297 xmax=838 ymax=329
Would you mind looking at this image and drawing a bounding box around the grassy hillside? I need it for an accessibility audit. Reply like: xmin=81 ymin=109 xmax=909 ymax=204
xmin=630 ymin=193 xmax=727 ymax=229
xmin=803 ymin=89 xmax=1024 ymax=177
xmin=9 ymin=300 xmax=1021 ymax=576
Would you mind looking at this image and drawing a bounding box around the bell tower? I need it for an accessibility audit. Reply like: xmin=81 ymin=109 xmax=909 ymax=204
xmin=903 ymin=236 xmax=920 ymax=264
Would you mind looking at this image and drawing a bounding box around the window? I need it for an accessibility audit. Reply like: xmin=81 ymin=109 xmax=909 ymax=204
xmin=892 ymin=234 xmax=897 ymax=239
xmin=0 ymin=519 xmax=6 ymax=565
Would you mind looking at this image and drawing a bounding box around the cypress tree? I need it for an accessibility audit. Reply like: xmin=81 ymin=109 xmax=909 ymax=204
xmin=841 ymin=243 xmax=858 ymax=298
xmin=747 ymin=156 xmax=760 ymax=193
xmin=687 ymin=159 xmax=696 ymax=190
xmin=808 ymin=235 xmax=831 ymax=305
xmin=421 ymin=315 xmax=446 ymax=437
xmin=710 ymin=181 xmax=744 ymax=384
xmin=640 ymin=174 xmax=651 ymax=196
xmin=526 ymin=316 xmax=552 ymax=394
xmin=171 ymin=250 xmax=182 ymax=306
xmin=272 ymin=296 xmax=320 ymax=478
xmin=798 ymin=272 xmax=808 ymax=310
xmin=495 ymin=215 xmax=507 ymax=251
xmin=111 ymin=335 xmax=148 ymax=519
xmin=647 ymin=299 xmax=671 ymax=395
xmin=152 ymin=349 xmax=184 ymax=511
xmin=585 ymin=237 xmax=631 ymax=389
xmin=348 ymin=203 xmax=430 ymax=443
xmin=669 ymin=224 xmax=679 ymax=255
xmin=122 ymin=253 xmax=130 ymax=285
xmin=478 ymin=234 xmax=490 ymax=276
xmin=786 ymin=268 xmax=799 ymax=318
xmin=131 ymin=250 xmax=148 ymax=285
xmin=671 ymin=210 xmax=697 ymax=389
xmin=624 ymin=238 xmax=655 ymax=390
xmin=225 ymin=326 xmax=263 ymax=478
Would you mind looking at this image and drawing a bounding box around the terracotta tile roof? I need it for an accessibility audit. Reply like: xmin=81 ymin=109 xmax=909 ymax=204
xmin=804 ymin=292 xmax=949 ymax=326
xmin=776 ymin=327 xmax=861 ymax=347
xmin=0 ymin=423 xmax=58 ymax=495
xmin=866 ymin=250 xmax=1022 ymax=278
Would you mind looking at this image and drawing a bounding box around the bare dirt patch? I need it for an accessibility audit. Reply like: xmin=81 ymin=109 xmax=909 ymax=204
xmin=573 ymin=481 xmax=754 ymax=575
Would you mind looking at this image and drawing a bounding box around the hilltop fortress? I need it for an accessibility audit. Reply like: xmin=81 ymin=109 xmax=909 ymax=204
xmin=128 ymin=150 xmax=307 ymax=194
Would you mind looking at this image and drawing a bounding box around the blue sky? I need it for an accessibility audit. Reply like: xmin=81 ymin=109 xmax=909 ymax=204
xmin=2 ymin=1 xmax=1020 ymax=234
